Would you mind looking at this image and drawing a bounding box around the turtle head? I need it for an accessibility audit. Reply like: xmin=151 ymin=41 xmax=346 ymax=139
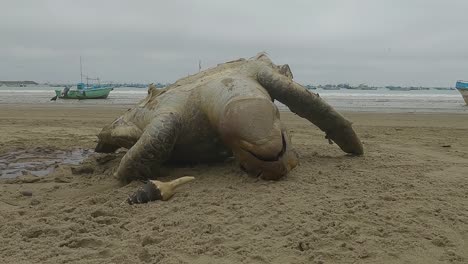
xmin=95 ymin=115 xmax=142 ymax=153
xmin=220 ymin=98 xmax=298 ymax=180
xmin=251 ymin=52 xmax=293 ymax=79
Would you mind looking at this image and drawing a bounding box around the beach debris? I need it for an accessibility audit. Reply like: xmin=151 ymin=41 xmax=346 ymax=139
xmin=20 ymin=190 xmax=33 ymax=196
xmin=126 ymin=176 xmax=195 ymax=204
xmin=95 ymin=53 xmax=363 ymax=195
xmin=54 ymin=176 xmax=72 ymax=183
xmin=0 ymin=199 xmax=20 ymax=207
xmin=95 ymin=153 xmax=121 ymax=164
xmin=30 ymin=199 xmax=40 ymax=205
xmin=71 ymin=165 xmax=94 ymax=175
xmin=298 ymin=241 xmax=311 ymax=251
xmin=441 ymin=144 xmax=451 ymax=148
xmin=17 ymin=175 xmax=41 ymax=183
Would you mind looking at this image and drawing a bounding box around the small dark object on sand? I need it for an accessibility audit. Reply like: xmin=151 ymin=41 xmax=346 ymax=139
xmin=20 ymin=190 xmax=33 ymax=196
xmin=127 ymin=176 xmax=195 ymax=204
xmin=71 ymin=165 xmax=95 ymax=175
xmin=442 ymin=144 xmax=451 ymax=148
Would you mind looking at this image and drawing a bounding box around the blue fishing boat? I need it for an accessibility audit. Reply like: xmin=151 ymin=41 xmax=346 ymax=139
xmin=54 ymin=79 xmax=113 ymax=99
xmin=455 ymin=80 xmax=468 ymax=105
xmin=52 ymin=57 xmax=113 ymax=100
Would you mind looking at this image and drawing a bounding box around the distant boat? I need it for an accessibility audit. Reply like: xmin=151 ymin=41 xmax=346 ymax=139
xmin=357 ymin=84 xmax=377 ymax=90
xmin=305 ymin=85 xmax=317 ymax=90
xmin=360 ymin=87 xmax=378 ymax=90
xmin=455 ymin=80 xmax=468 ymax=105
xmin=52 ymin=57 xmax=113 ymax=100
xmin=386 ymin=86 xmax=411 ymax=91
xmin=321 ymin=85 xmax=340 ymax=90
xmin=434 ymin=87 xmax=450 ymax=90
xmin=54 ymin=81 xmax=113 ymax=99
xmin=409 ymin=87 xmax=430 ymax=90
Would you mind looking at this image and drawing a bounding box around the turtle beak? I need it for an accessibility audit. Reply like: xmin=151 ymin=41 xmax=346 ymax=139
xmin=218 ymin=97 xmax=298 ymax=180
xmin=235 ymin=131 xmax=298 ymax=180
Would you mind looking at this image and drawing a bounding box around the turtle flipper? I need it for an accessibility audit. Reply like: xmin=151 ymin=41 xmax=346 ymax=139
xmin=257 ymin=67 xmax=363 ymax=155
xmin=116 ymin=112 xmax=182 ymax=183
xmin=95 ymin=117 xmax=143 ymax=153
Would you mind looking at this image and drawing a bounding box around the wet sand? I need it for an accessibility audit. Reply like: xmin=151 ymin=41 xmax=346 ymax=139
xmin=1 ymin=104 xmax=467 ymax=263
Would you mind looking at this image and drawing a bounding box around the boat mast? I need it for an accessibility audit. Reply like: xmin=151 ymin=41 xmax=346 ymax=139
xmin=80 ymin=56 xmax=83 ymax=83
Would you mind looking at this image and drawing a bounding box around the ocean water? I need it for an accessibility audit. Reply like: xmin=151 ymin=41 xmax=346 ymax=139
xmin=0 ymin=86 xmax=145 ymax=106
xmin=0 ymin=85 xmax=466 ymax=113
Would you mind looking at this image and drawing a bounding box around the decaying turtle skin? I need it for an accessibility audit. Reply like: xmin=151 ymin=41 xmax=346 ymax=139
xmin=95 ymin=53 xmax=363 ymax=183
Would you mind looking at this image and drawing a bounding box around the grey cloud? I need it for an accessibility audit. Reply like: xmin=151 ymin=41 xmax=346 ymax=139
xmin=1 ymin=0 xmax=467 ymax=86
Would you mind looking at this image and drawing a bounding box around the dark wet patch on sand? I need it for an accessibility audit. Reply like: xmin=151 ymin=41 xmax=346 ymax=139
xmin=0 ymin=147 xmax=94 ymax=178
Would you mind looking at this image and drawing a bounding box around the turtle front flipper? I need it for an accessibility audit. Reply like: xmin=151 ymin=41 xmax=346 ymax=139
xmin=116 ymin=112 xmax=182 ymax=183
xmin=95 ymin=117 xmax=143 ymax=153
xmin=257 ymin=67 xmax=363 ymax=155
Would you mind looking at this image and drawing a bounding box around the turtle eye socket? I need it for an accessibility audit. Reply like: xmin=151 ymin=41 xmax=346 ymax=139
xmin=278 ymin=64 xmax=293 ymax=79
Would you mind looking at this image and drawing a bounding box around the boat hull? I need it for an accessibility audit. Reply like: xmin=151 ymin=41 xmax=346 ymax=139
xmin=455 ymin=81 xmax=468 ymax=105
xmin=456 ymin=89 xmax=468 ymax=105
xmin=55 ymin=88 xmax=113 ymax=99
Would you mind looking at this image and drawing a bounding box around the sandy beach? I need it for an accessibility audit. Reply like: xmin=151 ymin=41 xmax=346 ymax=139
xmin=1 ymin=104 xmax=467 ymax=264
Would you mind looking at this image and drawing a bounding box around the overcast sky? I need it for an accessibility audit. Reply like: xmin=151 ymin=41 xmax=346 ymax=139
xmin=1 ymin=0 xmax=467 ymax=86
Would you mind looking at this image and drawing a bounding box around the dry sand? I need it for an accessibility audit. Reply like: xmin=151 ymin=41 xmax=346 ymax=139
xmin=1 ymin=104 xmax=467 ymax=264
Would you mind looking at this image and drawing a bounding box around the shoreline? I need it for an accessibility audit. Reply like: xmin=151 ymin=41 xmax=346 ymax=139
xmin=0 ymin=101 xmax=467 ymax=114
xmin=2 ymin=85 xmax=467 ymax=114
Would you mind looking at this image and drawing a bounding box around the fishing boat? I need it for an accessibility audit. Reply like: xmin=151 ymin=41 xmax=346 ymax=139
xmin=357 ymin=84 xmax=378 ymax=90
xmin=455 ymin=80 xmax=468 ymax=105
xmin=321 ymin=84 xmax=340 ymax=90
xmin=386 ymin=86 xmax=411 ymax=91
xmin=52 ymin=57 xmax=113 ymax=100
xmin=54 ymin=80 xmax=113 ymax=99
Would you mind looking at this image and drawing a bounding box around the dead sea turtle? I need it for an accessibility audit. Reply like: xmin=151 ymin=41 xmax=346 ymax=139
xmin=95 ymin=53 xmax=363 ymax=202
